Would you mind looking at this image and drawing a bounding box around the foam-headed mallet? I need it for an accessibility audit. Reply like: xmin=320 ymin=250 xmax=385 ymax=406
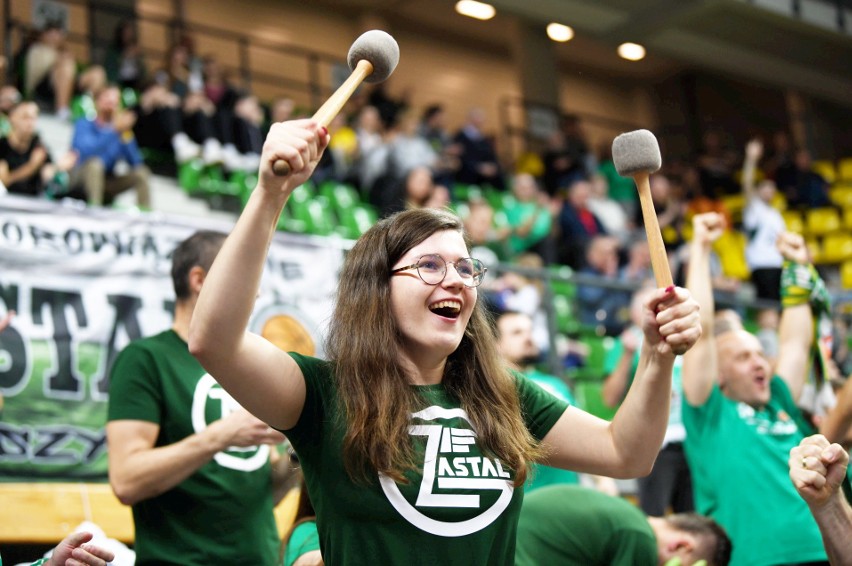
xmin=612 ymin=129 xmax=672 ymax=289
xmin=272 ymin=30 xmax=400 ymax=176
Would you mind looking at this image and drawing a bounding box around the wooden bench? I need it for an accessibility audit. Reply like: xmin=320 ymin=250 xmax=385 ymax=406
xmin=0 ymin=483 xmax=301 ymax=544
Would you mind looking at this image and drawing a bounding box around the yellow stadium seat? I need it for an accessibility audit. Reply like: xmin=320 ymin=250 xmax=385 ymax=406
xmin=712 ymin=229 xmax=750 ymax=280
xmin=806 ymin=238 xmax=823 ymax=264
xmin=838 ymin=157 xmax=852 ymax=183
xmin=812 ymin=160 xmax=837 ymax=184
xmin=771 ymin=192 xmax=787 ymax=211
xmin=830 ymin=187 xmax=852 ymax=208
xmin=721 ymin=194 xmax=746 ymax=225
xmin=806 ymin=207 xmax=842 ymax=236
xmin=845 ymin=207 xmax=852 ymax=231
xmin=782 ymin=210 xmax=805 ymax=235
xmin=843 ymin=260 xmax=852 ymax=289
xmin=821 ymin=232 xmax=852 ymax=263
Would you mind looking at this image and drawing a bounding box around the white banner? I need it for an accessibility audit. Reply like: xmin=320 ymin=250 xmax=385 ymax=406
xmin=0 ymin=196 xmax=347 ymax=479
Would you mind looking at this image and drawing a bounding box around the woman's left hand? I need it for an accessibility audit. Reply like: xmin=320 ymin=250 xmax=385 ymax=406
xmin=639 ymin=286 xmax=701 ymax=356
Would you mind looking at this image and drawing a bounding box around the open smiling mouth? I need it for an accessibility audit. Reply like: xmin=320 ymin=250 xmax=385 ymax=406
xmin=429 ymin=300 xmax=461 ymax=319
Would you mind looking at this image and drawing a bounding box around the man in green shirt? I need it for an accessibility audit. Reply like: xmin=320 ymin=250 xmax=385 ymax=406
xmin=682 ymin=212 xmax=828 ymax=566
xmin=106 ymin=231 xmax=294 ymax=565
xmin=495 ymin=310 xmax=580 ymax=490
xmin=515 ymin=484 xmax=731 ymax=566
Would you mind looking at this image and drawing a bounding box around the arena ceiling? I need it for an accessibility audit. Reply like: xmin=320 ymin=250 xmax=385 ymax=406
xmin=316 ymin=0 xmax=852 ymax=106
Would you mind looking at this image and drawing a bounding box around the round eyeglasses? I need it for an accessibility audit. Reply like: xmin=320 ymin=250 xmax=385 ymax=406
xmin=391 ymin=254 xmax=487 ymax=288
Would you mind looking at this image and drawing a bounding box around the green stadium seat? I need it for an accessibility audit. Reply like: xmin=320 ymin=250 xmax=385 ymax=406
xmin=338 ymin=203 xmax=378 ymax=239
xmin=574 ymin=381 xmax=616 ymax=421
xmin=319 ymin=181 xmax=360 ymax=214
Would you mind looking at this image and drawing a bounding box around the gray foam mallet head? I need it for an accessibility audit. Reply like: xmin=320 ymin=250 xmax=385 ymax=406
xmin=611 ymin=129 xmax=662 ymax=177
xmin=347 ymin=30 xmax=400 ymax=84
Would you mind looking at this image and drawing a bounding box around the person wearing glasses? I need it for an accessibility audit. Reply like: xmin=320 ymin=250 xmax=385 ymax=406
xmin=188 ymin=119 xmax=702 ymax=566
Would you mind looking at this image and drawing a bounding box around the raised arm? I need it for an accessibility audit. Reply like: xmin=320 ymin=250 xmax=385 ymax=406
xmin=775 ymin=232 xmax=814 ymax=401
xmin=602 ymin=325 xmax=640 ymax=408
xmin=789 ymin=434 xmax=852 ymax=566
xmin=188 ymin=120 xmax=329 ymax=430
xmin=741 ymin=139 xmax=762 ymax=201
xmin=541 ymin=285 xmax=700 ymax=478
xmin=682 ymin=212 xmax=726 ymax=406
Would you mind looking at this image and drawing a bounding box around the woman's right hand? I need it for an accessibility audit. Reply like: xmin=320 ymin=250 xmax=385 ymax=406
xmin=259 ymin=119 xmax=330 ymax=198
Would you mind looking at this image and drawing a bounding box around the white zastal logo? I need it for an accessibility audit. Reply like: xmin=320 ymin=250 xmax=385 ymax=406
xmin=191 ymin=374 xmax=270 ymax=471
xmin=379 ymin=406 xmax=514 ymax=537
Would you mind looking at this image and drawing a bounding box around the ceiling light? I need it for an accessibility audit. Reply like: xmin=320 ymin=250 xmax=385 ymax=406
xmin=618 ymin=42 xmax=646 ymax=61
xmin=547 ymin=23 xmax=574 ymax=42
xmin=455 ymin=0 xmax=496 ymax=21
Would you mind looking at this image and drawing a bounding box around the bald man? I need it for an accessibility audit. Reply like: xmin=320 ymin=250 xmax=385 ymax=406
xmin=682 ymin=212 xmax=828 ymax=566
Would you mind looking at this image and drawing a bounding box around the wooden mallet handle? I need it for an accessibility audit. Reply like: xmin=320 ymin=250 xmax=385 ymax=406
xmin=272 ymin=59 xmax=375 ymax=176
xmin=634 ymin=171 xmax=674 ymax=288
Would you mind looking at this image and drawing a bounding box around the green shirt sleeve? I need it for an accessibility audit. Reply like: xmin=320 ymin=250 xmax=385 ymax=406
xmin=107 ymin=341 xmax=164 ymax=424
xmin=282 ymin=520 xmax=320 ymax=566
xmin=515 ymin=371 xmax=570 ymax=441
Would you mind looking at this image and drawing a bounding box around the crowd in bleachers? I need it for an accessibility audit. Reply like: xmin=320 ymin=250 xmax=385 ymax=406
xmin=2 ymin=19 xmax=851 ymax=353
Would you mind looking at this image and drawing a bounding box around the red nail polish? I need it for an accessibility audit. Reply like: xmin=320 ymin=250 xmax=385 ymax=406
xmin=319 ymin=126 xmax=328 ymax=138
xmin=665 ymin=285 xmax=675 ymax=294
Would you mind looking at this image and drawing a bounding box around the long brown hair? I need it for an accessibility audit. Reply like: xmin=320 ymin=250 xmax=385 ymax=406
xmin=326 ymin=207 xmax=543 ymax=486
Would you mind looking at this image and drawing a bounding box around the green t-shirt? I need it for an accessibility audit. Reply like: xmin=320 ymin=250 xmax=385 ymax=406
xmin=682 ymin=377 xmax=826 ymax=566
xmin=515 ymin=484 xmax=656 ymax=566
xmin=282 ymin=520 xmax=320 ymax=566
xmin=597 ymin=160 xmax=637 ymax=203
xmin=524 ymin=370 xmax=579 ymax=491
xmin=504 ymin=202 xmax=551 ymax=256
xmin=605 ymin=336 xmax=686 ymax=445
xmin=285 ymin=353 xmax=569 ymax=566
xmin=107 ymin=330 xmax=280 ymax=566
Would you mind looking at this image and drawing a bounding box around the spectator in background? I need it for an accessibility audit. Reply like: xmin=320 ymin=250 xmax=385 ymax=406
xmin=269 ymin=96 xmax=295 ymax=126
xmin=742 ymin=138 xmax=785 ymax=302
xmin=597 ymin=141 xmax=638 ymax=221
xmin=418 ymin=103 xmax=460 ymax=187
xmin=0 ymin=100 xmax=76 ymax=198
xmin=453 ymin=107 xmax=505 ymax=190
xmin=69 ymin=85 xmax=150 ymax=208
xmin=23 ymin=22 xmax=76 ymax=119
xmin=230 ymin=93 xmax=265 ymax=173
xmin=132 ymin=80 xmax=201 ymax=166
xmin=558 ymin=178 xmax=607 ymax=269
xmin=762 ymin=130 xmax=795 ymax=182
xmin=0 ymin=85 xmax=22 ymax=136
xmin=604 ymin=285 xmax=695 ymax=517
xmin=463 ymin=197 xmax=509 ymax=266
xmin=620 ymin=240 xmax=653 ymax=285
xmin=576 ymin=235 xmax=630 ymax=336
xmin=388 ymin=109 xmax=438 ymax=179
xmin=516 ymin=485 xmax=732 ymax=566
xmin=683 ymin=212 xmax=829 ymax=566
xmin=587 ymin=172 xmax=631 ymax=246
xmin=107 ymin=230 xmax=294 ymax=566
xmin=542 ymin=116 xmax=591 ymax=196
xmin=105 ymin=20 xmax=147 ymax=91
xmin=776 ymin=148 xmax=832 ymax=210
xmin=495 ymin=310 xmax=579 ymax=491
xmin=280 ymin=474 xmax=322 ymax=566
xmin=647 ymin=174 xmax=687 ymax=252
xmin=696 ymin=130 xmax=739 ymax=198
xmin=0 ymin=529 xmax=115 ymax=566
xmin=504 ymin=173 xmax=553 ymax=263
